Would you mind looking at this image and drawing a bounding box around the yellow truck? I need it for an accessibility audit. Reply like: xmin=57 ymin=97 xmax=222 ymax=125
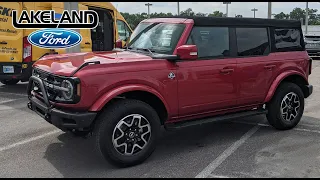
xmin=0 ymin=2 xmax=132 ymax=85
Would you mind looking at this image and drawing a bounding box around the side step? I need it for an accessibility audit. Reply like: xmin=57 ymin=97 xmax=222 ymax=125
xmin=164 ymin=109 xmax=268 ymax=131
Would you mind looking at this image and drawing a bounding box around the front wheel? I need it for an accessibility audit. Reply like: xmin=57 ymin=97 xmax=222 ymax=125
xmin=0 ymin=79 xmax=19 ymax=85
xmin=93 ymin=99 xmax=161 ymax=167
xmin=266 ymin=82 xmax=304 ymax=130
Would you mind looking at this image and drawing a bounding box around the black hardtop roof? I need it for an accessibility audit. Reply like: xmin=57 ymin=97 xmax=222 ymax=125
xmin=157 ymin=16 xmax=301 ymax=28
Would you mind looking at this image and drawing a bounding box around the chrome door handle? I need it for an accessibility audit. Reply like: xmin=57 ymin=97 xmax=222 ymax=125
xmin=220 ymin=68 xmax=234 ymax=74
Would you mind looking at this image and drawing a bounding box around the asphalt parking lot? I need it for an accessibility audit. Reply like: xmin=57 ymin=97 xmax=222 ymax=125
xmin=0 ymin=61 xmax=320 ymax=178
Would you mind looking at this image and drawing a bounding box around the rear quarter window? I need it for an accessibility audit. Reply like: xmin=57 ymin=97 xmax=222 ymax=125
xmin=274 ymin=28 xmax=304 ymax=52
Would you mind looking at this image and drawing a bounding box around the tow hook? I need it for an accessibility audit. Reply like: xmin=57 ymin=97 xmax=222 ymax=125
xmin=27 ymin=102 xmax=32 ymax=110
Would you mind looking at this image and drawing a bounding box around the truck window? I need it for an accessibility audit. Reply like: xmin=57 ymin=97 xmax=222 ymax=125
xmin=236 ymin=27 xmax=269 ymax=57
xmin=274 ymin=28 xmax=303 ymax=52
xmin=186 ymin=26 xmax=230 ymax=59
xmin=117 ymin=20 xmax=131 ymax=41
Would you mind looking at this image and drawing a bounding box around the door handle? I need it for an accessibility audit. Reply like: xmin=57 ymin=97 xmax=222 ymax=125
xmin=264 ymin=64 xmax=276 ymax=70
xmin=220 ymin=68 xmax=234 ymax=74
xmin=85 ymin=42 xmax=91 ymax=45
xmin=0 ymin=41 xmax=7 ymax=45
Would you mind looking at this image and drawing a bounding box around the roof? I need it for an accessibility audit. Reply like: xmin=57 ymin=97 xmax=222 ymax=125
xmin=149 ymin=16 xmax=302 ymax=28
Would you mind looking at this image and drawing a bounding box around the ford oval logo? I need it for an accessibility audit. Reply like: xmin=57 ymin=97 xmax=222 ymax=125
xmin=27 ymin=29 xmax=82 ymax=49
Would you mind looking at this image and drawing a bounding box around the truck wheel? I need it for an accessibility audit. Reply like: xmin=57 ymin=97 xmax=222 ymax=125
xmin=93 ymin=99 xmax=161 ymax=167
xmin=266 ymin=82 xmax=304 ymax=130
xmin=0 ymin=80 xmax=19 ymax=85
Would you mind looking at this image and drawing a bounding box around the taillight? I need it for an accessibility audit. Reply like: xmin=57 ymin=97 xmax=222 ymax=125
xmin=23 ymin=37 xmax=32 ymax=63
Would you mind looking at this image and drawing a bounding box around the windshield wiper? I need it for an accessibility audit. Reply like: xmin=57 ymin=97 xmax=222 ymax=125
xmin=135 ymin=48 xmax=155 ymax=55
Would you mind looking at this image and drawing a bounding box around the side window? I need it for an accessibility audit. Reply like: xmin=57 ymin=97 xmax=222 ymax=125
xmin=236 ymin=28 xmax=270 ymax=57
xmin=117 ymin=20 xmax=131 ymax=41
xmin=274 ymin=28 xmax=303 ymax=51
xmin=186 ymin=26 xmax=230 ymax=58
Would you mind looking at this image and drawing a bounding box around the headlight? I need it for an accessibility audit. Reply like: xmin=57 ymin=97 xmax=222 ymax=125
xmin=61 ymin=80 xmax=74 ymax=100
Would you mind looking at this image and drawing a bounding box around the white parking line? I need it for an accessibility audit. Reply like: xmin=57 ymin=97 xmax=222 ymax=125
xmin=0 ymin=92 xmax=28 ymax=97
xmin=208 ymin=174 xmax=231 ymax=178
xmin=0 ymin=130 xmax=61 ymax=152
xmin=195 ymin=126 xmax=260 ymax=178
xmin=232 ymin=120 xmax=320 ymax=135
xmin=0 ymin=97 xmax=26 ymax=104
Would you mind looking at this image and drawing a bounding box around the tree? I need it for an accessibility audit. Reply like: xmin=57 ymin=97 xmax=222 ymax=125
xmin=180 ymin=8 xmax=195 ymax=16
xmin=195 ymin=12 xmax=207 ymax=17
xmin=289 ymin=8 xmax=305 ymax=21
xmin=274 ymin=12 xmax=289 ymax=20
xmin=208 ymin=11 xmax=223 ymax=17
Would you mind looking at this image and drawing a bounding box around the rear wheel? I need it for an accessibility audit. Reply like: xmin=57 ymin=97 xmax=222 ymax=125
xmin=93 ymin=99 xmax=161 ymax=167
xmin=0 ymin=79 xmax=19 ymax=85
xmin=266 ymin=82 xmax=304 ymax=130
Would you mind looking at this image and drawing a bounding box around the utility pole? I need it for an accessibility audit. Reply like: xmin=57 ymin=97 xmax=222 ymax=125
xmin=177 ymin=2 xmax=180 ymax=15
xmin=305 ymin=2 xmax=309 ymax=34
xmin=145 ymin=3 xmax=152 ymax=18
xmin=251 ymin=8 xmax=258 ymax=18
xmin=223 ymin=2 xmax=231 ymax=17
xmin=267 ymin=2 xmax=272 ymax=19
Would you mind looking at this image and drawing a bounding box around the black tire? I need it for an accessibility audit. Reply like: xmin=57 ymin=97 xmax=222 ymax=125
xmin=0 ymin=79 xmax=19 ymax=85
xmin=93 ymin=99 xmax=161 ymax=167
xmin=266 ymin=82 xmax=304 ymax=130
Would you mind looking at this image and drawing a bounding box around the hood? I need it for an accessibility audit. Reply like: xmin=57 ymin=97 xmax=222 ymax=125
xmin=33 ymin=49 xmax=154 ymax=76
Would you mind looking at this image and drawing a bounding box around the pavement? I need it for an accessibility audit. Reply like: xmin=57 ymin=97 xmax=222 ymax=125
xmin=0 ymin=61 xmax=320 ymax=178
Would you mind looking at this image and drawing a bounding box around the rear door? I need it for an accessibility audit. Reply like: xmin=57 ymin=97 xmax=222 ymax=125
xmin=234 ymin=27 xmax=274 ymax=106
xmin=0 ymin=2 xmax=23 ymax=63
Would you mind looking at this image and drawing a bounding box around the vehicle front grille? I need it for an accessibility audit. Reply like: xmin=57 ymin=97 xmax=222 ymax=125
xmin=32 ymin=68 xmax=65 ymax=102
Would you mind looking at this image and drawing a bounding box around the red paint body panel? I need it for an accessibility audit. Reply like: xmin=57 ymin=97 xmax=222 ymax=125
xmin=32 ymin=18 xmax=311 ymax=124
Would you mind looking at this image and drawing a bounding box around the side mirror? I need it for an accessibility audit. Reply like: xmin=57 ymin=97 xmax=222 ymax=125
xmin=176 ymin=45 xmax=198 ymax=60
xmin=115 ymin=39 xmax=123 ymax=48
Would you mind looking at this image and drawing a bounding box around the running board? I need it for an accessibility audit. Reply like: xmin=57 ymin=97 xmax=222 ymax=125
xmin=164 ymin=109 xmax=268 ymax=130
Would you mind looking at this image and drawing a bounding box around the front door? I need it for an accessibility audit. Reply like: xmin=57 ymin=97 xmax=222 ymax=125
xmin=177 ymin=26 xmax=238 ymax=117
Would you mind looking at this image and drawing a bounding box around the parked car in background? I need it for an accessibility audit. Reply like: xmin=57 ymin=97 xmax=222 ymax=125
xmin=27 ymin=16 xmax=312 ymax=167
xmin=0 ymin=2 xmax=132 ymax=85
xmin=304 ymin=35 xmax=320 ymax=58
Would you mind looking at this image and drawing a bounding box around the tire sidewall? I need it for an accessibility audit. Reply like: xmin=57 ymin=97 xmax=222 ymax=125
xmin=96 ymin=100 xmax=160 ymax=166
xmin=271 ymin=83 xmax=305 ymax=128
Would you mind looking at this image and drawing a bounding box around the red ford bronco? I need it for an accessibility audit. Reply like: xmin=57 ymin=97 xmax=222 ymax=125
xmin=27 ymin=17 xmax=313 ymax=167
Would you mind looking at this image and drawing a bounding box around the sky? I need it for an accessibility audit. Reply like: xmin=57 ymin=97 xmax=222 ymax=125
xmin=111 ymin=2 xmax=319 ymax=18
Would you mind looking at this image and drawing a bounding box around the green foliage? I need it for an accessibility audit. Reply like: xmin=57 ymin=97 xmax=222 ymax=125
xmin=273 ymin=7 xmax=320 ymax=25
xmin=122 ymin=6 xmax=320 ymax=30
xmin=121 ymin=8 xmax=227 ymax=29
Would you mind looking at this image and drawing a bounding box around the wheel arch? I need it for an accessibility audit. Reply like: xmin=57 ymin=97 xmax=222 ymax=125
xmin=264 ymin=71 xmax=309 ymax=103
xmin=89 ymin=85 xmax=169 ymax=125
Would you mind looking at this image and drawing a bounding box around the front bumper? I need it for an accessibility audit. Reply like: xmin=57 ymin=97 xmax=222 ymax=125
xmin=27 ymin=76 xmax=97 ymax=131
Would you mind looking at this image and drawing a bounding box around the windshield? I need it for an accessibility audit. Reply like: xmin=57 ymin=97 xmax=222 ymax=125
xmin=127 ymin=22 xmax=186 ymax=55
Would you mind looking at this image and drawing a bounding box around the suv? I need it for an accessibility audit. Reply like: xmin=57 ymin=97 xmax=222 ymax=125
xmin=304 ymin=34 xmax=320 ymax=57
xmin=27 ymin=17 xmax=313 ymax=167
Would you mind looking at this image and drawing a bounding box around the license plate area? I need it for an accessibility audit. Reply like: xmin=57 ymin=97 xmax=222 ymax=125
xmin=3 ymin=66 xmax=14 ymax=73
